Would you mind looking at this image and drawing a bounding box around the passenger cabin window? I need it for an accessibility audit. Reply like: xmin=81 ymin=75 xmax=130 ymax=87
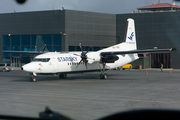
xmin=33 ymin=58 xmax=50 ymax=62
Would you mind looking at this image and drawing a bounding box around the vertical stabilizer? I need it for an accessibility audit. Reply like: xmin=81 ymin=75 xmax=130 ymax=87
xmin=125 ymin=18 xmax=137 ymax=50
xmin=98 ymin=18 xmax=137 ymax=52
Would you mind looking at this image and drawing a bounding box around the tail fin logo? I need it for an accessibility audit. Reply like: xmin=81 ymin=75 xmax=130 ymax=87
xmin=128 ymin=32 xmax=134 ymax=41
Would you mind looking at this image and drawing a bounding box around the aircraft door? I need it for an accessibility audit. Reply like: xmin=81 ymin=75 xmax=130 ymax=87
xmin=53 ymin=57 xmax=59 ymax=72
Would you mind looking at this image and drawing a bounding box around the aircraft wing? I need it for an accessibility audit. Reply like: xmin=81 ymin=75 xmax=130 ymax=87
xmin=3 ymin=50 xmax=43 ymax=55
xmin=100 ymin=48 xmax=176 ymax=56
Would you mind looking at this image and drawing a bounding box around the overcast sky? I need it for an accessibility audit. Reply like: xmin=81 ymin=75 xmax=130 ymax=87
xmin=0 ymin=0 xmax=179 ymax=14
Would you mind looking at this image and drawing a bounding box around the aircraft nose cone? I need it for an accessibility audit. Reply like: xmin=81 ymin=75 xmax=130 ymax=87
xmin=22 ymin=62 xmax=39 ymax=73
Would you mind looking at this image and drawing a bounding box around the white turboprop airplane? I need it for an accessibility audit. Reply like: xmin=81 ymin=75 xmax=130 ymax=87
xmin=4 ymin=18 xmax=175 ymax=81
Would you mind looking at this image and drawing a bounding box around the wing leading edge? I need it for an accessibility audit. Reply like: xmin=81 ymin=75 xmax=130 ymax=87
xmin=100 ymin=48 xmax=176 ymax=56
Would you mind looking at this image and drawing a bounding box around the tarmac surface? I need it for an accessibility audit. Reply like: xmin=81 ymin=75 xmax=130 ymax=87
xmin=0 ymin=69 xmax=180 ymax=120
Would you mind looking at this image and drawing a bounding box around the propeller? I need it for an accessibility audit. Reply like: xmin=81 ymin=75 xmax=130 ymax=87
xmin=73 ymin=43 xmax=92 ymax=70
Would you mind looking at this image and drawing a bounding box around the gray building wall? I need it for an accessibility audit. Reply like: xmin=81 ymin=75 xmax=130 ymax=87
xmin=116 ymin=12 xmax=180 ymax=69
xmin=65 ymin=10 xmax=116 ymax=51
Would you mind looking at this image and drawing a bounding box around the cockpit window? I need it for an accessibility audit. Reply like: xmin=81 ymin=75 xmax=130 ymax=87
xmin=33 ymin=58 xmax=50 ymax=62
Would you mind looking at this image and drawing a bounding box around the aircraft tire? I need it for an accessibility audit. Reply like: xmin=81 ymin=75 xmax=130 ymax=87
xmin=63 ymin=74 xmax=67 ymax=78
xmin=30 ymin=77 xmax=36 ymax=82
xmin=59 ymin=74 xmax=67 ymax=78
xmin=103 ymin=73 xmax=108 ymax=79
xmin=100 ymin=73 xmax=108 ymax=79
xmin=100 ymin=74 xmax=103 ymax=79
xmin=32 ymin=78 xmax=36 ymax=82
xmin=2 ymin=68 xmax=5 ymax=72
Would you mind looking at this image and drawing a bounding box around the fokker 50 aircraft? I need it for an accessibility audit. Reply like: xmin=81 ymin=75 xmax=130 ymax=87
xmin=4 ymin=18 xmax=175 ymax=82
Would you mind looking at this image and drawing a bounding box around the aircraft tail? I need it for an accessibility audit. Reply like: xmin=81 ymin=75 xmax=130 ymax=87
xmin=124 ymin=18 xmax=137 ymax=50
xmin=99 ymin=18 xmax=137 ymax=52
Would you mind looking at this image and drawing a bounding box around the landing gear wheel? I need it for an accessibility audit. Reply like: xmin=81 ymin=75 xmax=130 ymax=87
xmin=32 ymin=78 xmax=36 ymax=82
xmin=59 ymin=74 xmax=67 ymax=78
xmin=100 ymin=73 xmax=108 ymax=79
xmin=30 ymin=76 xmax=36 ymax=82
xmin=103 ymin=73 xmax=108 ymax=79
xmin=100 ymin=74 xmax=104 ymax=79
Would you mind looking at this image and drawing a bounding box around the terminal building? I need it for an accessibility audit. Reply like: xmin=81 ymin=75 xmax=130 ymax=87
xmin=1 ymin=2 xmax=180 ymax=69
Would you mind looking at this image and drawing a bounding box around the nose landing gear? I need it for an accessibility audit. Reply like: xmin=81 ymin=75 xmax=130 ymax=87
xmin=30 ymin=72 xmax=37 ymax=82
xmin=30 ymin=75 xmax=36 ymax=82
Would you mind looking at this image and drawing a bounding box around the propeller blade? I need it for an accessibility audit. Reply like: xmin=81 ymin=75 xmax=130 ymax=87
xmin=35 ymin=46 xmax=39 ymax=53
xmin=42 ymin=44 xmax=46 ymax=53
xmin=85 ymin=60 xmax=88 ymax=70
xmin=79 ymin=43 xmax=83 ymax=52
xmin=73 ymin=53 xmax=81 ymax=56
xmin=78 ymin=59 xmax=83 ymax=65
xmin=86 ymin=46 xmax=92 ymax=53
xmin=76 ymin=59 xmax=83 ymax=69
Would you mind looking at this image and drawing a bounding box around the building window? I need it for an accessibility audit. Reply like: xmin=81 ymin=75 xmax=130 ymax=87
xmin=11 ymin=46 xmax=20 ymax=56
xmin=69 ymin=46 xmax=76 ymax=51
xmin=53 ymin=46 xmax=61 ymax=52
xmin=85 ymin=46 xmax=93 ymax=51
xmin=53 ymin=34 xmax=61 ymax=45
xmin=21 ymin=35 xmax=30 ymax=45
xmin=11 ymin=35 xmax=20 ymax=46
xmin=3 ymin=57 xmax=10 ymax=63
xmin=31 ymin=35 xmax=38 ymax=46
xmin=93 ymin=47 xmax=101 ymax=51
xmin=2 ymin=34 xmax=62 ymax=64
xmin=69 ymin=46 xmax=102 ymax=51
xmin=21 ymin=46 xmax=31 ymax=56
xmin=42 ymin=35 xmax=52 ymax=45
xmin=3 ymin=36 xmax=10 ymax=46
xmin=21 ymin=57 xmax=31 ymax=64
xmin=46 ymin=46 xmax=52 ymax=51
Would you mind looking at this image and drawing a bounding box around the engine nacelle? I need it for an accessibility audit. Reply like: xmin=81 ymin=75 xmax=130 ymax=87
xmin=87 ymin=52 xmax=101 ymax=64
xmin=101 ymin=55 xmax=119 ymax=63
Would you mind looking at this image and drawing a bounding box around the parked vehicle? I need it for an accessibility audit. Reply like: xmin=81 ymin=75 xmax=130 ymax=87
xmin=116 ymin=64 xmax=132 ymax=70
xmin=0 ymin=63 xmax=11 ymax=72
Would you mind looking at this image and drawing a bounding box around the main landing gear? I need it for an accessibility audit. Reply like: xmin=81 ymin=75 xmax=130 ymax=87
xmin=58 ymin=74 xmax=67 ymax=78
xmin=98 ymin=63 xmax=108 ymax=79
xmin=100 ymin=73 xmax=108 ymax=79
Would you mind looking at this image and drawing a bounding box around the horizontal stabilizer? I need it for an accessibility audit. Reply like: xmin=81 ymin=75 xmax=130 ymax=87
xmin=3 ymin=50 xmax=43 ymax=55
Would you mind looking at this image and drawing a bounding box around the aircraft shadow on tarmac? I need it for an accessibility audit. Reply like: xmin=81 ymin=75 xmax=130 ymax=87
xmin=2 ymin=69 xmax=139 ymax=82
xmin=10 ymin=72 xmax=137 ymax=82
